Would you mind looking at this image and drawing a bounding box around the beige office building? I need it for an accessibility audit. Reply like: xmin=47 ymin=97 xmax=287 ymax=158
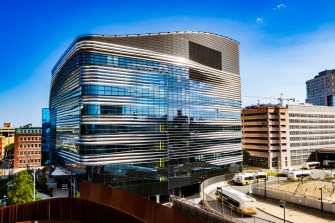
xmin=242 ymin=104 xmax=290 ymax=169
xmin=0 ymin=123 xmax=15 ymax=158
xmin=243 ymin=104 xmax=335 ymax=169
xmin=288 ymin=104 xmax=335 ymax=167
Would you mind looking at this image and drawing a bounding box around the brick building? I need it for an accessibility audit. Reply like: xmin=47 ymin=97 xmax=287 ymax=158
xmin=13 ymin=124 xmax=42 ymax=169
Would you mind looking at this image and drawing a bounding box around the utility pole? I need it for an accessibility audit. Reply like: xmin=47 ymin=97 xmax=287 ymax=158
xmin=301 ymin=160 xmax=304 ymax=185
xmin=73 ymin=176 xmax=76 ymax=197
xmin=280 ymin=200 xmax=286 ymax=223
xmin=320 ymin=188 xmax=323 ymax=214
xmin=264 ymin=178 xmax=267 ymax=199
xmin=199 ymin=177 xmax=204 ymax=202
xmin=33 ymin=166 xmax=37 ymax=201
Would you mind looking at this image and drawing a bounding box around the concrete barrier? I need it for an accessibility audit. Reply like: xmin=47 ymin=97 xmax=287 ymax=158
xmin=253 ymin=182 xmax=335 ymax=214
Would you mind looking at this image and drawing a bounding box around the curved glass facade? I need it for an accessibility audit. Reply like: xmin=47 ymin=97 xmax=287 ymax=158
xmin=50 ymin=32 xmax=242 ymax=197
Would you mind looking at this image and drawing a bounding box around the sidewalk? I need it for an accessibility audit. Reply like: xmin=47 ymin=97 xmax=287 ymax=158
xmin=37 ymin=186 xmax=69 ymax=199
xmin=256 ymin=196 xmax=335 ymax=223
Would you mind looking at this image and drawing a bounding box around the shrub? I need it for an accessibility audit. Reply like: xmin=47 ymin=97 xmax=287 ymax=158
xmin=47 ymin=187 xmax=53 ymax=197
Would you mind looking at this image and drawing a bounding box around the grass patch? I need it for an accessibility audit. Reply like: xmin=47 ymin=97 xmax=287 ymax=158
xmin=279 ymin=179 xmax=316 ymax=186
xmin=265 ymin=171 xmax=280 ymax=177
xmin=280 ymin=181 xmax=298 ymax=186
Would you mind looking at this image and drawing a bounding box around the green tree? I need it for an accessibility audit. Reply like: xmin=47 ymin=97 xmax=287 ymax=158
xmin=4 ymin=143 xmax=14 ymax=158
xmin=7 ymin=171 xmax=34 ymax=204
xmin=0 ymin=178 xmax=9 ymax=198
xmin=243 ymin=149 xmax=250 ymax=166
xmin=37 ymin=172 xmax=47 ymax=192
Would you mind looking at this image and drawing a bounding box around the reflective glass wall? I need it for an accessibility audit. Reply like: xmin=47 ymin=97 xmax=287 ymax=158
xmin=50 ymin=32 xmax=242 ymax=197
xmin=41 ymin=108 xmax=51 ymax=165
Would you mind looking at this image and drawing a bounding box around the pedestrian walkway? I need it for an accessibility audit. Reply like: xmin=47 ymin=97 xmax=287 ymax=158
xmin=37 ymin=185 xmax=69 ymax=199
xmin=256 ymin=197 xmax=335 ymax=223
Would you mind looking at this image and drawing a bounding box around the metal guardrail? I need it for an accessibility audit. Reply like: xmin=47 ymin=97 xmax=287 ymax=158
xmin=171 ymin=195 xmax=243 ymax=223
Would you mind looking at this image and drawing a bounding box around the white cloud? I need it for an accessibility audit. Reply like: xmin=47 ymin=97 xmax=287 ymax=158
xmin=274 ymin=3 xmax=287 ymax=10
xmin=256 ymin=18 xmax=263 ymax=23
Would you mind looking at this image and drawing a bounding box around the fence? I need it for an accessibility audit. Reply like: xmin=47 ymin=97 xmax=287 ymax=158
xmin=80 ymin=180 xmax=201 ymax=223
xmin=0 ymin=181 xmax=206 ymax=223
xmin=0 ymin=198 xmax=145 ymax=223
xmin=253 ymin=180 xmax=335 ymax=214
xmin=171 ymin=195 xmax=243 ymax=223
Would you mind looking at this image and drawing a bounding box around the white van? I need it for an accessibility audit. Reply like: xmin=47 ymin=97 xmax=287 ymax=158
xmin=282 ymin=168 xmax=295 ymax=176
xmin=287 ymin=170 xmax=311 ymax=180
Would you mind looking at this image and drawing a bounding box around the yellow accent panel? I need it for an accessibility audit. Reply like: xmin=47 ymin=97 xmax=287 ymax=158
xmin=159 ymin=158 xmax=165 ymax=167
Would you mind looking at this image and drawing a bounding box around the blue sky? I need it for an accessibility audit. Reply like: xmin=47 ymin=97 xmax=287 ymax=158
xmin=1 ymin=0 xmax=335 ymax=126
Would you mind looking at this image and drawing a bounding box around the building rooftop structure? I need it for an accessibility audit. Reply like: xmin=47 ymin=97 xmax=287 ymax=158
xmin=0 ymin=123 xmax=15 ymax=137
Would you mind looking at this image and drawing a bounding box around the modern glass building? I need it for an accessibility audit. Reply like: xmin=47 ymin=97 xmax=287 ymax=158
xmin=41 ymin=108 xmax=51 ymax=165
xmin=306 ymin=69 xmax=335 ymax=106
xmin=49 ymin=31 xmax=242 ymax=198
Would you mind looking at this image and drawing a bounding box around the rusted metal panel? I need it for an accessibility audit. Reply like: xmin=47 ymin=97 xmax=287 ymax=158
xmin=80 ymin=180 xmax=202 ymax=223
xmin=0 ymin=198 xmax=145 ymax=223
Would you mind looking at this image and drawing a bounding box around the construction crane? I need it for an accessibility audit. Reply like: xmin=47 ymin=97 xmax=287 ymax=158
xmin=245 ymin=93 xmax=295 ymax=107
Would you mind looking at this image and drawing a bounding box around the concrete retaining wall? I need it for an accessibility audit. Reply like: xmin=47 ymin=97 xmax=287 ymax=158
xmin=253 ymin=186 xmax=335 ymax=213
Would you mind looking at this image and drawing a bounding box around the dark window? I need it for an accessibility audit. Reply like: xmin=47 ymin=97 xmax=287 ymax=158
xmin=101 ymin=105 xmax=123 ymax=115
xmin=189 ymin=41 xmax=222 ymax=70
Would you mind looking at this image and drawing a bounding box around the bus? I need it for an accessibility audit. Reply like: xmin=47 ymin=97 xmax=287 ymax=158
xmin=233 ymin=172 xmax=268 ymax=185
xmin=323 ymin=160 xmax=335 ymax=167
xmin=302 ymin=162 xmax=320 ymax=169
xmin=287 ymin=170 xmax=311 ymax=180
xmin=255 ymin=172 xmax=268 ymax=181
xmin=216 ymin=186 xmax=257 ymax=215
xmin=233 ymin=173 xmax=255 ymax=185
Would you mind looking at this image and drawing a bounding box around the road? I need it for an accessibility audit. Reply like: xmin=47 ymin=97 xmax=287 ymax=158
xmin=206 ymin=178 xmax=285 ymax=223
xmin=0 ymin=159 xmax=12 ymax=178
xmin=202 ymin=173 xmax=335 ymax=223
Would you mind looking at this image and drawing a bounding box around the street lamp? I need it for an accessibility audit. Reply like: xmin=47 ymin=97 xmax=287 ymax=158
xmin=218 ymin=187 xmax=223 ymax=213
xmin=3 ymin=195 xmax=6 ymax=207
xmin=199 ymin=177 xmax=204 ymax=202
xmin=301 ymin=165 xmax=304 ymax=185
xmin=330 ymin=164 xmax=333 ymax=178
xmin=32 ymin=166 xmax=37 ymax=201
xmin=279 ymin=200 xmax=286 ymax=223
xmin=264 ymin=177 xmax=267 ymax=199
xmin=319 ymin=188 xmax=323 ymax=214
xmin=69 ymin=174 xmax=77 ymax=197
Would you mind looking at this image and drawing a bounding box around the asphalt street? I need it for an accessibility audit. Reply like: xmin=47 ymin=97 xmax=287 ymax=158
xmin=206 ymin=177 xmax=286 ymax=223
